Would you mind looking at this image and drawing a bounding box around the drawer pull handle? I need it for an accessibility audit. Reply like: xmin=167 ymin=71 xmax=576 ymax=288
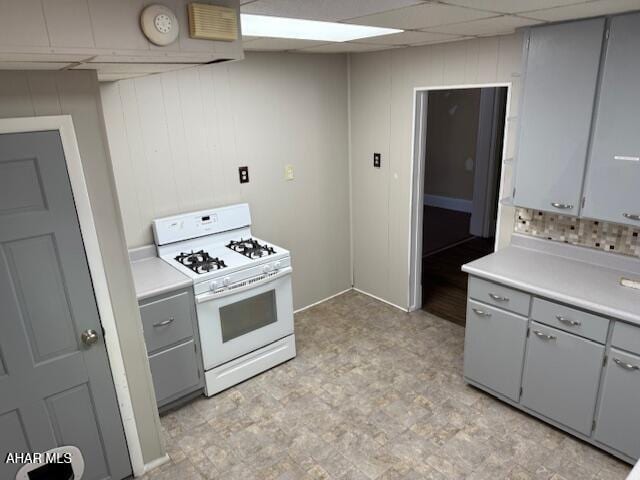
xmin=623 ymin=213 xmax=640 ymax=221
xmin=472 ymin=308 xmax=492 ymax=317
xmin=533 ymin=330 xmax=556 ymax=341
xmin=556 ymin=315 xmax=581 ymax=327
xmin=488 ymin=293 xmax=509 ymax=302
xmin=551 ymin=202 xmax=573 ymax=210
xmin=613 ymin=358 xmax=639 ymax=371
xmin=153 ymin=317 xmax=175 ymax=328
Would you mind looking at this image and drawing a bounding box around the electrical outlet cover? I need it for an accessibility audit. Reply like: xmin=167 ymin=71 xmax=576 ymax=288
xmin=373 ymin=153 xmax=381 ymax=168
xmin=238 ymin=166 xmax=249 ymax=184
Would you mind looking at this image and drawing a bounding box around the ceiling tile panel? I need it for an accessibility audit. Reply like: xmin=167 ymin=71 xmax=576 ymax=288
xmin=242 ymin=37 xmax=328 ymax=50
xmin=296 ymin=42 xmax=399 ymax=53
xmin=423 ymin=14 xmax=541 ymax=36
xmin=361 ymin=30 xmax=464 ymax=45
xmin=240 ymin=0 xmax=427 ymax=22
xmin=524 ymin=0 xmax=640 ymax=21
xmin=345 ymin=3 xmax=496 ymax=30
xmin=439 ymin=0 xmax=590 ymax=14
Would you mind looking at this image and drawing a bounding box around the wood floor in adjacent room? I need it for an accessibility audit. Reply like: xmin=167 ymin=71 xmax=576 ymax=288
xmin=143 ymin=291 xmax=630 ymax=480
xmin=422 ymin=237 xmax=495 ymax=327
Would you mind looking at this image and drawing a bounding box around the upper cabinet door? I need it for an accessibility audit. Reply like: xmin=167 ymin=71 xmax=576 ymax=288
xmin=583 ymin=13 xmax=640 ymax=226
xmin=514 ymin=18 xmax=605 ymax=215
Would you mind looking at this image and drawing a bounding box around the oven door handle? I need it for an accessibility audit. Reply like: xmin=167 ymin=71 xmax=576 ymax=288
xmin=196 ymin=267 xmax=292 ymax=304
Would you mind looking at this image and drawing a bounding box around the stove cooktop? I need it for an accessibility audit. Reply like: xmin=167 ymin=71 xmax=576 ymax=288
xmin=227 ymin=238 xmax=276 ymax=259
xmin=174 ymin=250 xmax=227 ymax=275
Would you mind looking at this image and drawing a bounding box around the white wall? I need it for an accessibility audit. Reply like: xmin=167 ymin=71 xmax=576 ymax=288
xmin=0 ymin=70 xmax=164 ymax=465
xmin=349 ymin=34 xmax=523 ymax=309
xmin=101 ymin=52 xmax=351 ymax=310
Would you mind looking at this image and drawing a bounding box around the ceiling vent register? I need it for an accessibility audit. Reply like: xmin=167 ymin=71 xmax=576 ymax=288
xmin=188 ymin=3 xmax=238 ymax=42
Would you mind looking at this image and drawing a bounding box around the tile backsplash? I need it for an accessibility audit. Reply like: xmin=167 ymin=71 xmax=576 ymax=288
xmin=514 ymin=208 xmax=640 ymax=258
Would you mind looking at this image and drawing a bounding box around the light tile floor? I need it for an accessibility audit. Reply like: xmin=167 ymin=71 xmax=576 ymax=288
xmin=144 ymin=291 xmax=632 ymax=480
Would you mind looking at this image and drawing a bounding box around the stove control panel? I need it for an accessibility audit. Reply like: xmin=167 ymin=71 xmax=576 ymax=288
xmin=153 ymin=203 xmax=251 ymax=246
xmin=201 ymin=257 xmax=291 ymax=294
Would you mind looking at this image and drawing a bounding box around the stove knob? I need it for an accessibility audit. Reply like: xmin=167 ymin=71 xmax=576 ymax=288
xmin=262 ymin=264 xmax=272 ymax=274
xmin=223 ymin=276 xmax=231 ymax=286
xmin=274 ymin=261 xmax=282 ymax=270
xmin=209 ymin=280 xmax=219 ymax=291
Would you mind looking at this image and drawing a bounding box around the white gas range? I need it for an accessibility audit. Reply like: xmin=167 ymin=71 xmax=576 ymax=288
xmin=153 ymin=203 xmax=296 ymax=396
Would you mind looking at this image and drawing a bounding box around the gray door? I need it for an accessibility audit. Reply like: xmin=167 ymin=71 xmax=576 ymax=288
xmin=583 ymin=12 xmax=640 ymax=226
xmin=594 ymin=348 xmax=640 ymax=460
xmin=521 ymin=322 xmax=604 ymax=436
xmin=463 ymin=300 xmax=528 ymax=402
xmin=514 ymin=18 xmax=605 ymax=215
xmin=0 ymin=131 xmax=131 ymax=479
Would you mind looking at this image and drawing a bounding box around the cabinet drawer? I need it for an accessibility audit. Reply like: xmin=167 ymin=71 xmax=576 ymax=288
xmin=464 ymin=300 xmax=528 ymax=402
xmin=611 ymin=322 xmax=640 ymax=356
xmin=149 ymin=340 xmax=201 ymax=405
xmin=521 ymin=322 xmax=604 ymax=436
xmin=594 ymin=348 xmax=640 ymax=460
xmin=140 ymin=290 xmax=194 ymax=354
xmin=531 ymin=298 xmax=609 ymax=343
xmin=468 ymin=277 xmax=531 ymax=316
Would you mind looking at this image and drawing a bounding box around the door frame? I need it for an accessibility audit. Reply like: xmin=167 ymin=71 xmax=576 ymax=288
xmin=408 ymin=83 xmax=513 ymax=312
xmin=0 ymin=116 xmax=145 ymax=476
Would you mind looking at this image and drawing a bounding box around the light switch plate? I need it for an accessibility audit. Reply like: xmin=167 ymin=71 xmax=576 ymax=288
xmin=285 ymin=164 xmax=294 ymax=181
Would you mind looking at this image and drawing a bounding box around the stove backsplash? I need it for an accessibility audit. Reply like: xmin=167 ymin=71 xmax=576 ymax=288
xmin=514 ymin=208 xmax=640 ymax=258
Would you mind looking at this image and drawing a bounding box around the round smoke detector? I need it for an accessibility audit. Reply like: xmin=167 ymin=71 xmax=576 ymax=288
xmin=140 ymin=4 xmax=179 ymax=46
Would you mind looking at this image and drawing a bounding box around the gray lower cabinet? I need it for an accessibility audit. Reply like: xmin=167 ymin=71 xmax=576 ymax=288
xmin=514 ymin=18 xmax=605 ymax=215
xmin=583 ymin=12 xmax=640 ymax=226
xmin=521 ymin=322 xmax=604 ymax=436
xmin=594 ymin=349 xmax=640 ymax=460
xmin=463 ymin=300 xmax=528 ymax=402
xmin=139 ymin=288 xmax=204 ymax=407
xmin=464 ymin=275 xmax=640 ymax=464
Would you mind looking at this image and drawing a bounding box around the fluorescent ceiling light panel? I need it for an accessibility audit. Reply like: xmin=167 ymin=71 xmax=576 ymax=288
xmin=241 ymin=14 xmax=403 ymax=42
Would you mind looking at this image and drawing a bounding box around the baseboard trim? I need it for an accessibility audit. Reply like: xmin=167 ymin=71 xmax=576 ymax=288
xmin=142 ymin=454 xmax=170 ymax=476
xmin=424 ymin=194 xmax=473 ymax=213
xmin=294 ymin=288 xmax=353 ymax=313
xmin=353 ymin=288 xmax=408 ymax=313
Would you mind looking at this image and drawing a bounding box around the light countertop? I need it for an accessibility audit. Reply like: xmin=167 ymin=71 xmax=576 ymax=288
xmin=462 ymin=235 xmax=640 ymax=326
xmin=129 ymin=245 xmax=191 ymax=301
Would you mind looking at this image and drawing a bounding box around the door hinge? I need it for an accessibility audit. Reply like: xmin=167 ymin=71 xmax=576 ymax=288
xmin=526 ymin=328 xmax=530 ymax=338
xmin=605 ymin=28 xmax=610 ymax=40
xmin=520 ymin=386 xmax=523 ymax=397
xmin=101 ymin=325 xmax=106 ymax=337
xmin=582 ymin=196 xmax=586 ymax=209
xmin=592 ymin=419 xmax=597 ymax=432
xmin=603 ymin=354 xmax=608 ymax=367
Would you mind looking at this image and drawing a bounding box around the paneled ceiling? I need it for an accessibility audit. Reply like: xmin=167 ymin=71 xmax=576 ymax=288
xmin=240 ymin=0 xmax=640 ymax=52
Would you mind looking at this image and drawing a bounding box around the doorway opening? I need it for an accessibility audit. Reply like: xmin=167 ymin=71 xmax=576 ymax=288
xmin=409 ymin=85 xmax=509 ymax=325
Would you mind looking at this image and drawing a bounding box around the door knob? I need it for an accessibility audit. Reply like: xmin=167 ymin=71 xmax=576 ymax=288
xmin=81 ymin=329 xmax=99 ymax=346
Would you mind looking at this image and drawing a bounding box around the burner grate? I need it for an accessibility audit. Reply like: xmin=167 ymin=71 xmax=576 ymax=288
xmin=227 ymin=238 xmax=276 ymax=259
xmin=175 ymin=249 xmax=227 ymax=274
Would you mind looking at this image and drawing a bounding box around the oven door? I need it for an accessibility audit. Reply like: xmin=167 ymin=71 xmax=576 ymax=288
xmin=196 ymin=268 xmax=294 ymax=370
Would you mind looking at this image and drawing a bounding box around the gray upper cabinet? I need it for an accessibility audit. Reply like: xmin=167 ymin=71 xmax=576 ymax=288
xmin=514 ymin=18 xmax=605 ymax=215
xmin=583 ymin=12 xmax=640 ymax=226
